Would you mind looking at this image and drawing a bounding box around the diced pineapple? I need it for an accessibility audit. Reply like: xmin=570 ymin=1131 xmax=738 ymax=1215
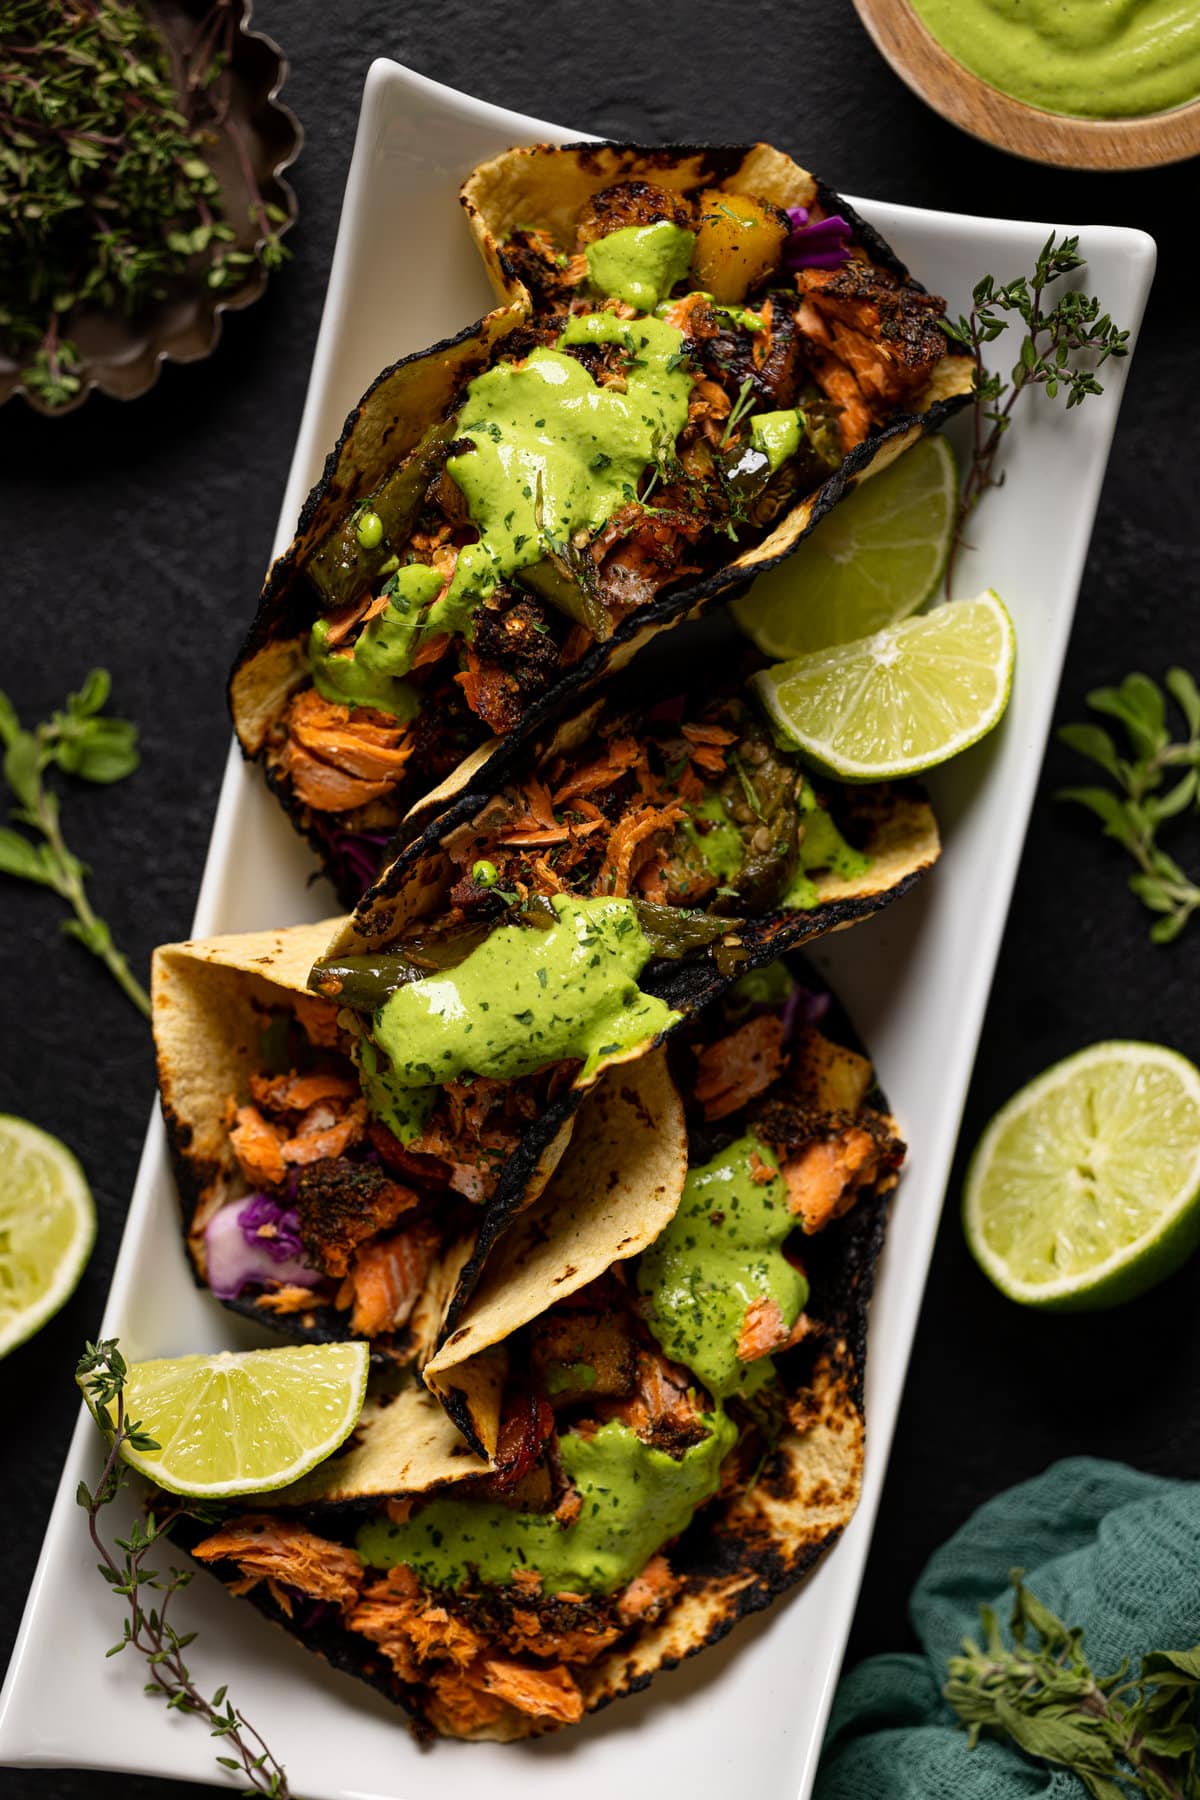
xmin=691 ymin=189 xmax=790 ymax=304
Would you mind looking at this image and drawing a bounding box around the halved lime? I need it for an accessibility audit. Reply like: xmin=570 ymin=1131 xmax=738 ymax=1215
xmin=0 ymin=1115 xmax=96 ymax=1360
xmin=964 ymin=1042 xmax=1200 ymax=1311
xmin=733 ymin=436 xmax=958 ymax=658
xmin=751 ymin=590 xmax=1014 ymax=781
xmin=88 ymin=1343 xmax=370 ymax=1497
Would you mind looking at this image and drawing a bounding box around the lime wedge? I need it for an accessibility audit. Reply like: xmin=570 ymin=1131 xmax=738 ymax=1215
xmin=0 ymin=1115 xmax=95 ymax=1359
xmin=964 ymin=1042 xmax=1200 ymax=1310
xmin=733 ymin=436 xmax=957 ymax=658
xmin=90 ymin=1343 xmax=370 ymax=1497
xmin=751 ymin=590 xmax=1014 ymax=781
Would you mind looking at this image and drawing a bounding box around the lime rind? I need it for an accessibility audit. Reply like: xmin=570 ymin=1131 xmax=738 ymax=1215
xmin=0 ymin=1114 xmax=96 ymax=1361
xmin=733 ymin=435 xmax=959 ymax=659
xmin=963 ymin=1041 xmax=1200 ymax=1311
xmin=101 ymin=1342 xmax=371 ymax=1497
xmin=752 ymin=590 xmax=1015 ymax=782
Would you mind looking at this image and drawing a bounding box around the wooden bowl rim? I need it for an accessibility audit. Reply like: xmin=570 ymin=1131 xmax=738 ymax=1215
xmin=852 ymin=0 xmax=1200 ymax=170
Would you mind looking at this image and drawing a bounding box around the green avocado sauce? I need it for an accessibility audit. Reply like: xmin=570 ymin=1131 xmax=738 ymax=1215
xmin=369 ymin=895 xmax=680 ymax=1089
xmin=683 ymin=792 xmax=745 ymax=885
xmin=309 ymin=562 xmax=442 ymax=718
xmin=638 ymin=1133 xmax=808 ymax=1399
xmin=356 ymin=1036 xmax=435 ymax=1145
xmin=584 ymin=221 xmax=696 ymax=313
xmin=730 ymin=960 xmax=794 ymax=1011
xmin=750 ymin=409 xmax=802 ymax=474
xmin=909 ymin=0 xmax=1200 ymax=118
xmin=356 ymin=1413 xmax=735 ymax=1593
xmin=423 ymin=310 xmax=693 ymax=641
xmin=782 ymin=780 xmax=871 ymax=910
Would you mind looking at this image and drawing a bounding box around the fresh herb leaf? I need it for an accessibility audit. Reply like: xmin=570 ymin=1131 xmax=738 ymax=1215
xmin=719 ymin=377 xmax=757 ymax=448
xmin=0 ymin=671 xmax=148 ymax=1013
xmin=76 ymin=1341 xmax=292 ymax=1797
xmin=1058 ymin=667 xmax=1200 ymax=945
xmin=943 ymin=235 xmax=1130 ymax=595
xmin=947 ymin=1571 xmax=1200 ymax=1797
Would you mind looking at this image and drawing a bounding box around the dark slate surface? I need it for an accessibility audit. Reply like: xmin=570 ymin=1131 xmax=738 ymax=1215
xmin=0 ymin=4 xmax=1196 ymax=1794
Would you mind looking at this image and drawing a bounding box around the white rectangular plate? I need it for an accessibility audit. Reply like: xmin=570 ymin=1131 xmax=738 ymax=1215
xmin=0 ymin=58 xmax=1155 ymax=1800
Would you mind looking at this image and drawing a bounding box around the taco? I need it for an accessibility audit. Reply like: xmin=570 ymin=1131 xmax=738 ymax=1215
xmin=229 ymin=139 xmax=972 ymax=901
xmin=183 ymin=960 xmax=903 ymax=1740
xmin=151 ymin=919 xmax=686 ymax=1404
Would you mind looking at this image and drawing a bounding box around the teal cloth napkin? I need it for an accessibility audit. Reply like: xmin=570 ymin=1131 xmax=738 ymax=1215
xmin=815 ymin=1458 xmax=1200 ymax=1799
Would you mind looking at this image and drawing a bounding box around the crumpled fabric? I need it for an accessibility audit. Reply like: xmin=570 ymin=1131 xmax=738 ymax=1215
xmin=815 ymin=1457 xmax=1200 ymax=1799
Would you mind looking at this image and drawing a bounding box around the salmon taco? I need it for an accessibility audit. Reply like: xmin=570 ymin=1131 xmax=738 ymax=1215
xmin=229 ymin=139 xmax=972 ymax=901
xmin=181 ymin=961 xmax=904 ymax=1740
xmin=151 ymin=919 xmax=687 ymax=1391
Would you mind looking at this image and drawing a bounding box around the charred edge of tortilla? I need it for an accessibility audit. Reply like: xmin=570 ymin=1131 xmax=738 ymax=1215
xmin=435 ymin=1087 xmax=588 ymax=1349
xmin=227 ymin=309 xmax=510 ymax=697
xmin=429 ymin=1377 xmax=491 ymax=1464
xmin=353 ymin=376 xmax=965 ymax=918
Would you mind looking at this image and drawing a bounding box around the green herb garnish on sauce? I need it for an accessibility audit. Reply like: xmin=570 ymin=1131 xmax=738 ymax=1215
xmin=356 ymin=1413 xmax=734 ymax=1593
xmin=638 ymin=1133 xmax=808 ymax=1398
xmin=369 ymin=894 xmax=680 ymax=1089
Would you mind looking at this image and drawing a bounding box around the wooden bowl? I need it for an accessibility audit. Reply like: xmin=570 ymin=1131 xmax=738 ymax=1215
xmin=0 ymin=0 xmax=302 ymax=416
xmin=852 ymin=0 xmax=1200 ymax=170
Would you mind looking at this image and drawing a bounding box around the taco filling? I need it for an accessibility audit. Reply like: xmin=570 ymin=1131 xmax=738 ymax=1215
xmin=189 ymin=966 xmax=904 ymax=1740
xmin=258 ymin=159 xmax=957 ymax=891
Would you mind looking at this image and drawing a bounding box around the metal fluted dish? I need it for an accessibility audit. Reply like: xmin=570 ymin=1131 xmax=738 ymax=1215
xmin=0 ymin=0 xmax=302 ymax=417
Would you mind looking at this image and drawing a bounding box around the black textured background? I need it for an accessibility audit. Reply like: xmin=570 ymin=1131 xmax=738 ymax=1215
xmin=1 ymin=5 xmax=1197 ymax=1796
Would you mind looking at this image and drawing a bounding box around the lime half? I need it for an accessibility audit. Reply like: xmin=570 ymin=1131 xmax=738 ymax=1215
xmin=964 ymin=1042 xmax=1200 ymax=1311
xmin=733 ymin=435 xmax=958 ymax=658
xmin=751 ymin=590 xmax=1014 ymax=781
xmin=91 ymin=1343 xmax=370 ymax=1497
xmin=0 ymin=1115 xmax=96 ymax=1359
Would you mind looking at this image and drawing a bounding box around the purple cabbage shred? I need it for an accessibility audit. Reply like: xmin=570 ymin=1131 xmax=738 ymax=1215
xmin=309 ymin=818 xmax=393 ymax=894
xmin=780 ymin=983 xmax=831 ymax=1043
xmin=205 ymin=1192 xmax=322 ymax=1301
xmin=784 ymin=205 xmax=853 ymax=272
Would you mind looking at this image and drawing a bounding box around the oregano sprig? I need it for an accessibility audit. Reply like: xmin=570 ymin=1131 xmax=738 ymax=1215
xmin=941 ymin=234 xmax=1130 ymax=595
xmin=1058 ymin=668 xmax=1200 ymax=945
xmin=947 ymin=1571 xmax=1200 ymax=1799
xmin=0 ymin=669 xmax=150 ymax=1014
xmin=76 ymin=1340 xmax=293 ymax=1799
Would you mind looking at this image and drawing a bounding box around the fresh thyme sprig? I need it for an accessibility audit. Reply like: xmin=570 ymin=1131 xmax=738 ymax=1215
xmin=719 ymin=376 xmax=757 ymax=448
xmin=76 ymin=1340 xmax=293 ymax=1800
xmin=1058 ymin=668 xmax=1200 ymax=945
xmin=941 ymin=234 xmax=1130 ymax=596
xmin=0 ymin=669 xmax=149 ymax=1014
xmin=947 ymin=1571 xmax=1200 ymax=1798
xmin=0 ymin=0 xmax=290 ymax=407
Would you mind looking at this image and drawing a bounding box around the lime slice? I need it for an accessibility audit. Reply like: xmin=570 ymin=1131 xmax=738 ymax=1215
xmin=0 ymin=1115 xmax=96 ymax=1360
xmin=733 ymin=436 xmax=957 ymax=658
xmin=751 ymin=590 xmax=1014 ymax=781
xmin=89 ymin=1343 xmax=370 ymax=1497
xmin=964 ymin=1042 xmax=1200 ymax=1311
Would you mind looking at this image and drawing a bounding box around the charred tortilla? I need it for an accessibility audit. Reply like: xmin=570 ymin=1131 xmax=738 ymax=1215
xmin=179 ymin=961 xmax=896 ymax=1740
xmin=229 ymin=140 xmax=971 ymax=903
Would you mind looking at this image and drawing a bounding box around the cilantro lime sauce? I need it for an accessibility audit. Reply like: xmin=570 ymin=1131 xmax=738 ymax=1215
xmin=684 ymin=792 xmax=745 ymax=884
xmin=309 ymin=562 xmax=441 ymax=718
xmin=782 ymin=781 xmax=871 ymax=910
xmin=584 ymin=221 xmax=696 ymax=313
xmin=638 ymin=1133 xmax=808 ymax=1398
xmin=356 ymin=1036 xmax=435 ymax=1145
xmin=750 ymin=410 xmax=802 ymax=474
xmin=909 ymin=0 xmax=1200 ymax=118
xmin=731 ymin=961 xmax=794 ymax=1010
xmin=356 ymin=1414 xmax=735 ymax=1593
xmin=369 ymin=895 xmax=680 ymax=1089
xmin=425 ymin=311 xmax=692 ymax=638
